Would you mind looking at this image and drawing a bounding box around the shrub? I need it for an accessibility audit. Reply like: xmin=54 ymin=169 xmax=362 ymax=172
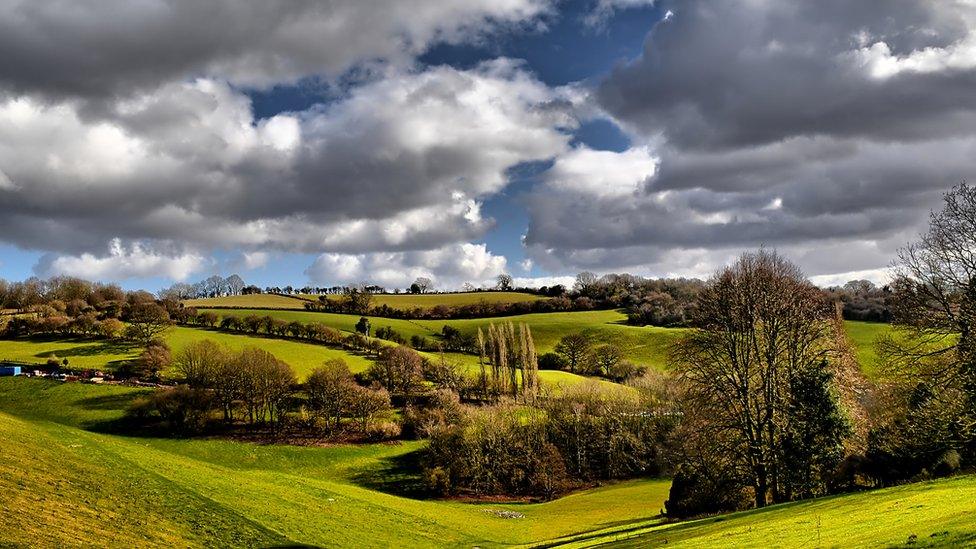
xmin=665 ymin=463 xmax=751 ymax=519
xmin=148 ymin=386 xmax=215 ymax=434
xmin=537 ymin=352 xmax=567 ymax=370
xmin=366 ymin=420 xmax=402 ymax=441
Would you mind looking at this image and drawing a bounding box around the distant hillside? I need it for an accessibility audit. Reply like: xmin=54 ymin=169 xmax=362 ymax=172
xmin=182 ymin=293 xmax=310 ymax=309
xmin=184 ymin=291 xmax=544 ymax=311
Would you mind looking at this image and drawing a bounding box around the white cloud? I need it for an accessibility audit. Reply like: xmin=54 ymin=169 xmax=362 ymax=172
xmin=809 ymin=267 xmax=895 ymax=288
xmin=242 ymin=251 xmax=270 ymax=270
xmin=305 ymin=242 xmax=507 ymax=289
xmin=583 ymin=0 xmax=656 ymax=27
xmin=543 ymin=146 xmax=657 ymax=198
xmin=0 ymin=62 xmax=577 ymax=259
xmin=512 ymin=275 xmax=576 ymax=288
xmin=37 ymin=239 xmax=207 ymax=281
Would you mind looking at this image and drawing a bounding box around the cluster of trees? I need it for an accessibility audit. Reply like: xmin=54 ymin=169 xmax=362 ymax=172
xmin=1 ymin=291 xmax=173 ymax=345
xmin=302 ymin=288 xmax=599 ymax=320
xmin=160 ymin=274 xmax=248 ymax=300
xmin=665 ymin=251 xmax=853 ymax=516
xmin=473 ymin=323 xmax=540 ymax=403
xmin=133 ymin=340 xmax=395 ymax=438
xmin=536 ymin=333 xmax=646 ymax=382
xmin=824 ymin=280 xmax=891 ymax=322
xmin=422 ymin=383 xmax=676 ymax=498
xmin=0 ymin=276 xmax=134 ymax=312
xmin=661 ymin=184 xmax=976 ymax=518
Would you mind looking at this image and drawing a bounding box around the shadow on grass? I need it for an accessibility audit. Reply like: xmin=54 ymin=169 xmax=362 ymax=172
xmin=27 ymin=336 xmax=137 ymax=360
xmin=349 ymin=447 xmax=432 ymax=499
xmin=185 ymin=326 xmax=379 ymax=361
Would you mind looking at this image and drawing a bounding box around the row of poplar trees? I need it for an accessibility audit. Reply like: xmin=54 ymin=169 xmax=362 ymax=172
xmin=476 ymin=322 xmax=540 ymax=402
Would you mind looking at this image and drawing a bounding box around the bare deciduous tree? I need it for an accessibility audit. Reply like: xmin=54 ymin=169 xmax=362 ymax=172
xmin=673 ymin=250 xmax=837 ymax=508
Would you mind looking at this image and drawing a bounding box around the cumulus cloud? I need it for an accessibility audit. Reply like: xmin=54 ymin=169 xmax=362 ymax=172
xmin=0 ymin=62 xmax=576 ymax=271
xmin=241 ymin=251 xmax=270 ymax=270
xmin=518 ymin=0 xmax=976 ymax=281
xmin=35 ymin=238 xmax=207 ymax=281
xmin=0 ymin=0 xmax=553 ymax=99
xmin=305 ymin=242 xmax=507 ymax=289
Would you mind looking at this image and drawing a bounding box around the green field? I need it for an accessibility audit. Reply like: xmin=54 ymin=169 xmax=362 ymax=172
xmin=302 ymin=291 xmax=545 ymax=310
xmin=184 ymin=291 xmax=544 ymax=311
xmin=0 ymin=318 xmax=894 ymax=388
xmin=1 ymin=377 xmax=972 ymax=547
xmin=201 ymin=309 xmax=894 ymax=375
xmin=204 ymin=308 xmax=685 ymax=369
xmin=183 ymin=293 xmax=310 ymax=309
xmin=0 ymin=378 xmax=670 ymax=547
xmin=0 ymin=327 xmax=372 ymax=379
xmin=563 ymin=476 xmax=976 ymax=548
xmin=844 ymin=320 xmax=891 ymax=377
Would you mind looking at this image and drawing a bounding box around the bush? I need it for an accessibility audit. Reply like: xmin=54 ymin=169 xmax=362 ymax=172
xmin=366 ymin=420 xmax=401 ymax=441
xmin=403 ymin=389 xmax=464 ymax=438
xmin=146 ymin=386 xmax=215 ymax=434
xmin=537 ymin=352 xmax=567 ymax=370
xmin=665 ymin=463 xmax=751 ymax=519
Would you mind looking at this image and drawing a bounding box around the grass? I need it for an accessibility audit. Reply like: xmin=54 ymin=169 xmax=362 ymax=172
xmin=844 ymin=320 xmax=892 ymax=377
xmin=0 ymin=335 xmax=135 ymax=370
xmin=183 ymin=293 xmax=309 ymax=309
xmin=0 ymin=327 xmax=372 ymax=379
xmin=572 ymin=475 xmax=976 ymax=548
xmin=201 ymin=309 xmax=894 ymax=375
xmin=204 ymin=308 xmax=686 ymax=370
xmin=0 ymin=316 xmax=894 ymax=389
xmin=302 ymin=291 xmax=545 ymax=310
xmin=184 ymin=291 xmax=544 ymax=311
xmin=0 ymin=377 xmax=671 ymax=548
xmin=1 ymin=377 xmax=973 ymax=547
xmin=165 ymin=326 xmax=373 ymax=378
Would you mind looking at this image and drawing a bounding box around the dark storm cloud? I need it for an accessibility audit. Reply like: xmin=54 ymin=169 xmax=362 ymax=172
xmin=0 ymin=0 xmax=552 ymax=99
xmin=597 ymin=0 xmax=976 ymax=150
xmin=523 ymin=0 xmax=976 ymax=279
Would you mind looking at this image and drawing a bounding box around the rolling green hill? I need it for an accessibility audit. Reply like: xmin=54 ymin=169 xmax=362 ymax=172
xmin=556 ymin=475 xmax=976 ymax=548
xmin=203 ymin=308 xmax=685 ymax=369
xmin=0 ymin=377 xmax=972 ymax=548
xmin=300 ymin=291 xmax=546 ymax=310
xmin=0 ymin=378 xmax=669 ymax=548
xmin=0 ymin=326 xmax=373 ymax=378
xmin=0 ymin=316 xmax=894 ymax=384
xmin=183 ymin=293 xmax=310 ymax=309
xmin=184 ymin=291 xmax=544 ymax=311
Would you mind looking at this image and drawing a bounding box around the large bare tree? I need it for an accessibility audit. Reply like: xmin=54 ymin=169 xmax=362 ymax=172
xmin=673 ymin=250 xmax=837 ymax=508
xmin=883 ymin=183 xmax=976 ymax=451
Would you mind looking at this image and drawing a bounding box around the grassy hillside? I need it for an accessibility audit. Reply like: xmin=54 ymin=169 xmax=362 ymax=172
xmin=0 ymin=327 xmax=372 ymax=378
xmin=563 ymin=475 xmax=976 ymax=548
xmin=184 ymin=291 xmax=544 ymax=311
xmin=204 ymin=308 xmax=685 ymax=369
xmin=183 ymin=293 xmax=310 ymax=309
xmin=202 ymin=309 xmax=895 ymax=374
xmin=844 ymin=320 xmax=890 ymax=377
xmin=0 ymin=377 xmax=972 ymax=547
xmin=301 ymin=291 xmax=545 ymax=310
xmin=0 ymin=317 xmax=894 ymax=386
xmin=0 ymin=378 xmax=670 ymax=548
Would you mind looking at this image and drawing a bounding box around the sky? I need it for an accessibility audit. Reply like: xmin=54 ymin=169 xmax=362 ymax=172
xmin=0 ymin=0 xmax=974 ymax=291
